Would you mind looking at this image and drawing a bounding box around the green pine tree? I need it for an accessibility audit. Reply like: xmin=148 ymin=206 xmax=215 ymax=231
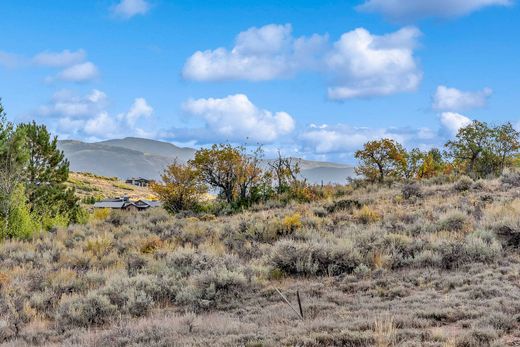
xmin=19 ymin=121 xmax=81 ymax=226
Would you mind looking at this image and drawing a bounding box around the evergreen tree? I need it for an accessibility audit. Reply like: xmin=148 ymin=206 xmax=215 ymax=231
xmin=0 ymin=101 xmax=31 ymax=235
xmin=18 ymin=121 xmax=80 ymax=224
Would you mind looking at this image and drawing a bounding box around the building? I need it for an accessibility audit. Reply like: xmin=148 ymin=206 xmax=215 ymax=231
xmin=93 ymin=197 xmax=161 ymax=211
xmin=125 ymin=177 xmax=153 ymax=187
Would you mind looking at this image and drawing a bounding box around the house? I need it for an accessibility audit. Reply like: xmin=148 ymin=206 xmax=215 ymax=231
xmin=93 ymin=197 xmax=160 ymax=211
xmin=135 ymin=199 xmax=162 ymax=208
xmin=125 ymin=177 xmax=153 ymax=187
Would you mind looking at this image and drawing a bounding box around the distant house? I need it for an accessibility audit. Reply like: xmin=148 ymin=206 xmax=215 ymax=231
xmin=125 ymin=177 xmax=153 ymax=187
xmin=93 ymin=197 xmax=160 ymax=211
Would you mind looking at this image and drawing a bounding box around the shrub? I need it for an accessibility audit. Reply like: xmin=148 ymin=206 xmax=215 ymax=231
xmin=423 ymin=174 xmax=455 ymax=186
xmin=482 ymin=201 xmax=520 ymax=247
xmin=455 ymin=327 xmax=498 ymax=347
xmin=106 ymin=210 xmax=135 ymax=227
xmin=500 ymin=170 xmax=520 ymax=187
xmin=464 ymin=230 xmax=502 ymax=263
xmin=281 ymin=213 xmax=302 ymax=233
xmin=269 ymin=239 xmax=361 ymax=277
xmin=126 ymin=253 xmax=148 ymax=276
xmin=99 ymin=273 xmax=182 ymax=316
xmin=453 ymin=176 xmax=474 ymax=192
xmin=85 ymin=234 xmax=112 ymax=258
xmin=437 ymin=211 xmax=470 ymax=233
xmin=0 ymin=185 xmax=38 ymax=240
xmin=482 ymin=312 xmax=515 ymax=333
xmin=166 ymin=247 xmax=218 ymax=276
xmin=354 ymin=206 xmax=381 ymax=224
xmin=401 ymin=183 xmax=423 ymax=200
xmin=177 ymin=267 xmax=250 ymax=310
xmin=139 ymin=236 xmax=163 ymax=254
xmin=436 ymin=231 xmax=501 ymax=270
xmin=92 ymin=208 xmax=110 ymax=221
xmin=326 ymin=199 xmax=362 ymax=213
xmin=56 ymin=293 xmax=116 ymax=328
xmin=125 ymin=289 xmax=153 ymax=317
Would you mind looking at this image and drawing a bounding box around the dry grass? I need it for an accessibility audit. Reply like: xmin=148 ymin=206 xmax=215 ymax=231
xmin=2 ymin=176 xmax=520 ymax=346
xmin=68 ymin=172 xmax=156 ymax=202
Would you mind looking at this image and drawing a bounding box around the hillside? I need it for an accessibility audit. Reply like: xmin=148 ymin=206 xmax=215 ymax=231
xmin=68 ymin=172 xmax=156 ymax=201
xmin=2 ymin=174 xmax=520 ymax=346
xmin=97 ymin=137 xmax=196 ymax=162
xmin=58 ymin=137 xmax=355 ymax=184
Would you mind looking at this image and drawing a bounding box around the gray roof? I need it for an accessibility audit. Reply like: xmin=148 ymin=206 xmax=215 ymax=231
xmin=140 ymin=200 xmax=161 ymax=207
xmin=94 ymin=201 xmax=126 ymax=209
xmin=127 ymin=177 xmax=151 ymax=182
xmin=93 ymin=197 xmax=160 ymax=209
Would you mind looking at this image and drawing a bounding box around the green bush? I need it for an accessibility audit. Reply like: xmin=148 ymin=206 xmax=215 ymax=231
xmin=0 ymin=185 xmax=38 ymax=240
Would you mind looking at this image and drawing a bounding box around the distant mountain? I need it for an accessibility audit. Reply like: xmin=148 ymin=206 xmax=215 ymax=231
xmin=58 ymin=137 xmax=355 ymax=184
xmin=98 ymin=137 xmax=196 ymax=163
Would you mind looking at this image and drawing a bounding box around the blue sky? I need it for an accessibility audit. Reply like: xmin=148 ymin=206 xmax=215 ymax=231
xmin=0 ymin=0 xmax=519 ymax=163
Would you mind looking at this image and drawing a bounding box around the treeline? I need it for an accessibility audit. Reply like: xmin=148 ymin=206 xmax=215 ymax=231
xmin=355 ymin=120 xmax=519 ymax=183
xmin=152 ymin=144 xmax=313 ymax=214
xmin=0 ymin=102 xmax=83 ymax=240
xmin=154 ymin=120 xmax=520 ymax=214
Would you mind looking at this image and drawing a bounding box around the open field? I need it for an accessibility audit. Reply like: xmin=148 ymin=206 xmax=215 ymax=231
xmin=2 ymin=174 xmax=520 ymax=346
xmin=67 ymin=172 xmax=156 ymax=202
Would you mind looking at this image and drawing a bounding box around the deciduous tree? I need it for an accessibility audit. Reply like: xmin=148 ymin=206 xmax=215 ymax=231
xmin=445 ymin=120 xmax=493 ymax=177
xmin=190 ymin=144 xmax=244 ymax=204
xmin=268 ymin=151 xmax=301 ymax=194
xmin=355 ymin=139 xmax=407 ymax=183
xmin=151 ymin=160 xmax=207 ymax=213
xmin=492 ymin=122 xmax=520 ymax=174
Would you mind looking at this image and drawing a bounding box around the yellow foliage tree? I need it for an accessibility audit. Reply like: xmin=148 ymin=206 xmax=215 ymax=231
xmin=151 ymin=160 xmax=207 ymax=213
xmin=355 ymin=139 xmax=407 ymax=183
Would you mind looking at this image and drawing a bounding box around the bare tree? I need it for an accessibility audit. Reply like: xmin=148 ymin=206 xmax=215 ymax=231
xmin=268 ymin=151 xmax=302 ymax=194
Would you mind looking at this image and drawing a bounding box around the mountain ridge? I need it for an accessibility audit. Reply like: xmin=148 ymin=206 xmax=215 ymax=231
xmin=58 ymin=137 xmax=355 ymax=184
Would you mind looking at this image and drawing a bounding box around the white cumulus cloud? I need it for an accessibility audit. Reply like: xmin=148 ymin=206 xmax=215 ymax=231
xmin=433 ymin=85 xmax=492 ymax=111
xmin=326 ymin=26 xmax=422 ymax=99
xmin=57 ymin=62 xmax=99 ymax=82
xmin=183 ymin=24 xmax=327 ymax=82
xmin=39 ymin=89 xmax=107 ymax=118
xmin=357 ymin=0 xmax=512 ymax=22
xmin=33 ymin=49 xmax=86 ymax=67
xmin=120 ymin=98 xmax=154 ymax=126
xmin=0 ymin=48 xmax=99 ymax=82
xmin=112 ymin=0 xmax=151 ymax=19
xmin=183 ymin=24 xmax=422 ymax=99
xmin=175 ymin=94 xmax=295 ymax=144
xmin=84 ymin=112 xmax=118 ymax=138
xmin=37 ymin=90 xmax=154 ymax=140
xmin=299 ymin=124 xmax=411 ymax=154
xmin=440 ymin=112 xmax=472 ymax=135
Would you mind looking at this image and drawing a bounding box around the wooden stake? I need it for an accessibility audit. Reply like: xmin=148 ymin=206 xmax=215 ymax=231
xmin=296 ymin=290 xmax=304 ymax=320
xmin=275 ymin=288 xmax=303 ymax=320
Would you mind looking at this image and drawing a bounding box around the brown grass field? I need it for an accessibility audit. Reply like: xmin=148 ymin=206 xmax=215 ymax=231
xmin=2 ymin=173 xmax=520 ymax=346
xmin=67 ymin=172 xmax=157 ymax=202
